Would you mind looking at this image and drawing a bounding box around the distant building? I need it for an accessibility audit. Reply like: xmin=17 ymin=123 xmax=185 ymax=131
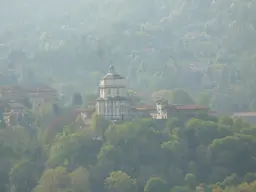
xmin=130 ymin=104 xmax=156 ymax=119
xmin=155 ymin=98 xmax=210 ymax=119
xmin=0 ymin=86 xmax=26 ymax=101
xmin=80 ymin=66 xmax=216 ymax=123
xmin=231 ymin=112 xmax=256 ymax=124
xmin=96 ymin=65 xmax=130 ymax=121
xmin=95 ymin=66 xmax=213 ymax=122
xmin=0 ymin=72 xmax=18 ymax=86
xmin=20 ymin=83 xmax=58 ymax=110
xmin=0 ymin=83 xmax=58 ymax=127
xmin=129 ymin=99 xmax=213 ymax=120
xmin=3 ymin=102 xmax=27 ymax=127
xmin=0 ymin=83 xmax=58 ymax=109
xmin=74 ymin=108 xmax=95 ymax=127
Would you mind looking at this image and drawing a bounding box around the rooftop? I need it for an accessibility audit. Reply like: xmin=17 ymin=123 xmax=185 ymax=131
xmin=20 ymin=83 xmax=57 ymax=92
xmin=131 ymin=104 xmax=209 ymax=111
xmin=0 ymin=84 xmax=57 ymax=93
xmin=174 ymin=105 xmax=208 ymax=110
xmin=232 ymin=112 xmax=256 ymax=117
xmin=131 ymin=104 xmax=156 ymax=111
xmin=8 ymin=102 xmax=25 ymax=109
xmin=103 ymin=65 xmax=125 ymax=80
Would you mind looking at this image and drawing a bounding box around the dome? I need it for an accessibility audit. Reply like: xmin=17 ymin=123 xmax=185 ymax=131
xmin=103 ymin=65 xmax=125 ymax=80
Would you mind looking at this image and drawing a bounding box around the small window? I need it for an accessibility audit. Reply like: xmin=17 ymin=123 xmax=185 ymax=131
xmin=116 ymin=88 xmax=120 ymax=95
xmin=108 ymin=89 xmax=111 ymax=95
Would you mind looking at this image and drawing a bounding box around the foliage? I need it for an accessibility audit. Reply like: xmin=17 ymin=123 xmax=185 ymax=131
xmin=72 ymin=92 xmax=83 ymax=107
xmin=170 ymin=89 xmax=195 ymax=105
xmin=2 ymin=0 xmax=256 ymax=115
xmin=33 ymin=167 xmax=71 ymax=192
xmin=9 ymin=160 xmax=40 ymax=192
xmin=144 ymin=177 xmax=168 ymax=192
xmin=0 ymin=103 xmax=255 ymax=192
xmin=1 ymin=1 xmax=256 ymax=191
xmin=104 ymin=171 xmax=137 ymax=192
xmin=69 ymin=167 xmax=90 ymax=192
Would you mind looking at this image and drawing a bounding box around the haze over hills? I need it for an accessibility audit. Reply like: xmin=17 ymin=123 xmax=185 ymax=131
xmin=1 ymin=0 xmax=256 ymax=113
xmin=0 ymin=2 xmax=256 ymax=192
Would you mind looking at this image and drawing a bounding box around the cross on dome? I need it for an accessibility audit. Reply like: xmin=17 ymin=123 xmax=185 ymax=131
xmin=109 ymin=65 xmax=115 ymax=74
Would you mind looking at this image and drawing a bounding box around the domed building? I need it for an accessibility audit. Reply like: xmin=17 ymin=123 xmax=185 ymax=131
xmin=96 ymin=65 xmax=130 ymax=121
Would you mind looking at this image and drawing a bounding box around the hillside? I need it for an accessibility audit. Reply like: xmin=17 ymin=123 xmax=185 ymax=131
xmin=1 ymin=0 xmax=256 ymax=112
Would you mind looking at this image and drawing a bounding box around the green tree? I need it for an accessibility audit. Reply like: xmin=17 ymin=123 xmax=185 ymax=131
xmin=0 ymin=141 xmax=17 ymax=192
xmin=33 ymin=167 xmax=71 ymax=192
xmin=165 ymin=117 xmax=182 ymax=134
xmin=196 ymin=92 xmax=211 ymax=107
xmin=84 ymin=94 xmax=97 ymax=107
xmin=69 ymin=167 xmax=90 ymax=192
xmin=220 ymin=174 xmax=240 ymax=188
xmin=218 ymin=116 xmax=233 ymax=127
xmin=210 ymin=135 xmax=256 ymax=176
xmin=152 ymin=90 xmax=172 ymax=102
xmin=249 ymin=98 xmax=256 ymax=111
xmin=0 ymin=126 xmax=31 ymax=156
xmin=244 ymin=173 xmax=256 ymax=183
xmin=170 ymin=89 xmax=195 ymax=105
xmin=91 ymin=114 xmax=109 ymax=140
xmin=127 ymin=90 xmax=141 ymax=105
xmin=9 ymin=160 xmax=40 ymax=192
xmin=72 ymin=92 xmax=83 ymax=107
xmin=171 ymin=186 xmax=190 ymax=192
xmin=144 ymin=177 xmax=168 ymax=192
xmin=104 ymin=171 xmax=137 ymax=192
xmin=47 ymin=131 xmax=101 ymax=168
xmin=161 ymin=136 xmax=188 ymax=179
xmin=184 ymin=173 xmax=197 ymax=189
xmin=97 ymin=144 xmax=123 ymax=171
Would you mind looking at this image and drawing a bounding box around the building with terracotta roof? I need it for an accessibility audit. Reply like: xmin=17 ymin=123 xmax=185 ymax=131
xmin=0 ymin=85 xmax=26 ymax=101
xmin=0 ymin=83 xmax=58 ymax=110
xmin=129 ymin=100 xmax=213 ymax=120
xmin=21 ymin=83 xmax=58 ymax=110
xmin=94 ymin=66 xmax=213 ymax=122
xmin=155 ymin=97 xmax=210 ymax=119
xmin=231 ymin=112 xmax=256 ymax=124
xmin=0 ymin=83 xmax=58 ymax=127
xmin=130 ymin=104 xmax=156 ymax=119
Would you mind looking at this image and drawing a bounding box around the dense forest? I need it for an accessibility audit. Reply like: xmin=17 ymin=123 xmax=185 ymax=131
xmin=0 ymin=0 xmax=256 ymax=191
xmin=0 ymin=106 xmax=256 ymax=192
xmin=1 ymin=0 xmax=256 ymax=113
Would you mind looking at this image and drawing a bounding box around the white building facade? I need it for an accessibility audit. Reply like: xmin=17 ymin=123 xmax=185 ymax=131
xmin=156 ymin=98 xmax=168 ymax=119
xmin=96 ymin=65 xmax=130 ymax=121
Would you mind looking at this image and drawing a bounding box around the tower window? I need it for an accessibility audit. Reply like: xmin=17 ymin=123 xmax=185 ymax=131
xmin=116 ymin=88 xmax=120 ymax=95
xmin=108 ymin=89 xmax=111 ymax=95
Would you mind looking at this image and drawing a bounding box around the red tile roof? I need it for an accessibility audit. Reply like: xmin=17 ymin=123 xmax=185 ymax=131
xmin=131 ymin=104 xmax=209 ymax=111
xmin=232 ymin=112 xmax=256 ymax=117
xmin=174 ymin=105 xmax=208 ymax=110
xmin=131 ymin=104 xmax=156 ymax=111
